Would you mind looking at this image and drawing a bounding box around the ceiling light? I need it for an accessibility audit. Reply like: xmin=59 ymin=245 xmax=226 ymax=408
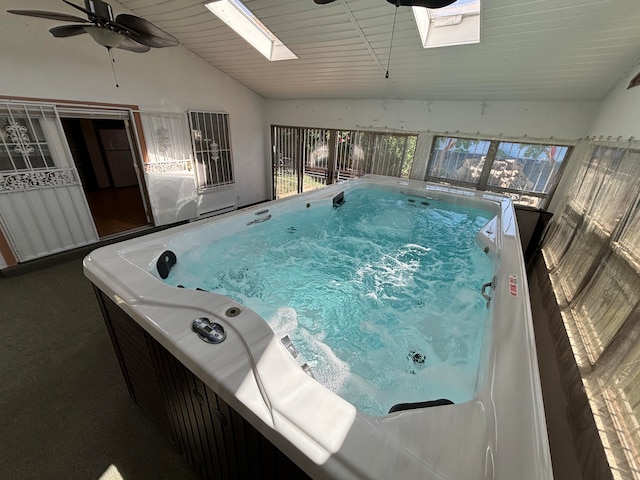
xmin=205 ymin=0 xmax=297 ymax=61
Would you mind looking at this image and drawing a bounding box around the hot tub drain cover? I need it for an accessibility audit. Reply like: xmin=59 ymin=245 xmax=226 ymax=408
xmin=409 ymin=350 xmax=425 ymax=364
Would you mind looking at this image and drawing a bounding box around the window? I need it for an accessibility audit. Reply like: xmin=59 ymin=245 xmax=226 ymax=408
xmin=427 ymin=136 xmax=571 ymax=208
xmin=272 ymin=126 xmax=418 ymax=199
xmin=0 ymin=104 xmax=55 ymax=172
xmin=188 ymin=111 xmax=233 ymax=190
xmin=335 ymin=131 xmax=417 ymax=181
xmin=427 ymin=137 xmax=489 ymax=184
xmin=412 ymin=0 xmax=481 ymax=49
xmin=205 ymin=0 xmax=297 ymax=61
xmin=140 ymin=112 xmax=192 ymax=172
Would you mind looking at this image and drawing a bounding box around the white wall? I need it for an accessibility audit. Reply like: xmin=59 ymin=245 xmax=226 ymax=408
xmin=547 ymin=66 xmax=640 ymax=213
xmin=587 ymin=67 xmax=640 ymax=138
xmin=266 ymin=99 xmax=598 ymax=139
xmin=1 ymin=0 xmax=269 ymax=212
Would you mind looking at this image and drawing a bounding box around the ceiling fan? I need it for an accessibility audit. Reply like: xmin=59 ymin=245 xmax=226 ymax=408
xmin=7 ymin=0 xmax=178 ymax=53
xmin=312 ymin=0 xmax=459 ymax=77
xmin=314 ymin=0 xmax=457 ymax=7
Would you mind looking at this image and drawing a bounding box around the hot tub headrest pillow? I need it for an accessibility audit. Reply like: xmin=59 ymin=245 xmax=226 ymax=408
xmin=157 ymin=250 xmax=177 ymax=279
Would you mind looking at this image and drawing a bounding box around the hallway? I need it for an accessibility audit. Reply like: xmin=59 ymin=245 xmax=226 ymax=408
xmin=86 ymin=186 xmax=149 ymax=238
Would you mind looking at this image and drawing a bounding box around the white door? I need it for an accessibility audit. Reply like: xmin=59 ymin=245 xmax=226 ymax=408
xmin=0 ymin=102 xmax=98 ymax=262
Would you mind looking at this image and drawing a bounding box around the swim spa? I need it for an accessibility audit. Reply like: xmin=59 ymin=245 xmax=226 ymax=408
xmin=84 ymin=175 xmax=552 ymax=480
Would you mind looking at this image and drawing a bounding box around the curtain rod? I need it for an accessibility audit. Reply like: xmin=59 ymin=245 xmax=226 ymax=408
xmin=584 ymin=135 xmax=636 ymax=143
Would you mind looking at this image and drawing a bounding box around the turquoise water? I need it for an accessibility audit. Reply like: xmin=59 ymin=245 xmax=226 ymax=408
xmin=164 ymin=188 xmax=494 ymax=416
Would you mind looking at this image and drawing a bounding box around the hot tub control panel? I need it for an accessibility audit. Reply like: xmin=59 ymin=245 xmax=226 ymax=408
xmin=192 ymin=317 xmax=226 ymax=344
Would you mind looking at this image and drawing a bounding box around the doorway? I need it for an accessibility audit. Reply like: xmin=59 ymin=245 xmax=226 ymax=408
xmin=61 ymin=117 xmax=151 ymax=238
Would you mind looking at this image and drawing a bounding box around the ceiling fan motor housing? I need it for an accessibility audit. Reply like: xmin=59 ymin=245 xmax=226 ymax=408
xmin=85 ymin=0 xmax=114 ymax=22
xmin=315 ymin=0 xmax=457 ymax=7
xmin=385 ymin=0 xmax=457 ymax=7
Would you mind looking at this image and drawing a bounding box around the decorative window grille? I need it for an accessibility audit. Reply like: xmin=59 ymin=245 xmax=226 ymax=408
xmin=0 ymin=104 xmax=57 ymax=172
xmin=427 ymin=136 xmax=572 ymax=208
xmin=140 ymin=112 xmax=192 ymax=174
xmin=0 ymin=101 xmax=97 ymax=262
xmin=188 ymin=111 xmax=234 ymax=190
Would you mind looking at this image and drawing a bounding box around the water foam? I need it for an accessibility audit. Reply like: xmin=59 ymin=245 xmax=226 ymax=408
xmin=164 ymin=188 xmax=493 ymax=415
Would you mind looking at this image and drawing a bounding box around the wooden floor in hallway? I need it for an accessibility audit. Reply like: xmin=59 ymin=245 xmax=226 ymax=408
xmin=85 ymin=186 xmax=149 ymax=237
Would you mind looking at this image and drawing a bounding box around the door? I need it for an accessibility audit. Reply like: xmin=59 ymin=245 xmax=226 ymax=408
xmin=0 ymin=102 xmax=98 ymax=262
xmin=272 ymin=126 xmax=332 ymax=199
xmin=61 ymin=117 xmax=151 ymax=238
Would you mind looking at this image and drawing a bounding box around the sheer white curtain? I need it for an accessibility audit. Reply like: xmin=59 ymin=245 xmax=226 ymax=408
xmin=541 ymin=140 xmax=640 ymax=480
xmin=139 ymin=112 xmax=197 ymax=225
xmin=544 ymin=145 xmax=614 ymax=270
xmin=139 ymin=112 xmax=192 ymax=170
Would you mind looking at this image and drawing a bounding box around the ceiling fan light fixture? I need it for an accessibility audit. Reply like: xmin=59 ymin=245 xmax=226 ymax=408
xmin=86 ymin=27 xmax=124 ymax=48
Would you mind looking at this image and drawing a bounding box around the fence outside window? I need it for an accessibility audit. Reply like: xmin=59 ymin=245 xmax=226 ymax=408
xmin=272 ymin=125 xmax=417 ymax=199
xmin=426 ymin=136 xmax=572 ymax=209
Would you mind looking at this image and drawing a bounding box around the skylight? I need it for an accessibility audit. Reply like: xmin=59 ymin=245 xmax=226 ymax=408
xmin=412 ymin=0 xmax=480 ymax=49
xmin=205 ymin=0 xmax=297 ymax=61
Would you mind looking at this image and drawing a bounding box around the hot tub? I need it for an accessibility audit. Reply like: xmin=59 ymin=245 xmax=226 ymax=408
xmin=84 ymin=174 xmax=552 ymax=480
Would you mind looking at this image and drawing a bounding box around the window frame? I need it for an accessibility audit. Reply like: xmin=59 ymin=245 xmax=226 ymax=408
xmin=425 ymin=135 xmax=573 ymax=209
xmin=188 ymin=110 xmax=234 ymax=191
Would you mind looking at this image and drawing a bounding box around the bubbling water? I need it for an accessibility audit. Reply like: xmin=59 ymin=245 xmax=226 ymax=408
xmin=164 ymin=188 xmax=494 ymax=416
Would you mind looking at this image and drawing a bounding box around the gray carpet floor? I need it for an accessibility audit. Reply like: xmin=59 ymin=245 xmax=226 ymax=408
xmin=0 ymin=254 xmax=198 ymax=480
xmin=0 ymin=249 xmax=583 ymax=480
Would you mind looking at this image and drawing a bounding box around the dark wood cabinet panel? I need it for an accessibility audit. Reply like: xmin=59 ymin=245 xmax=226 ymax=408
xmin=94 ymin=286 xmax=311 ymax=480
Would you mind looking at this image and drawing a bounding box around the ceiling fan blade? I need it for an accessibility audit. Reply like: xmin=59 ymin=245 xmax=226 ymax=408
xmin=116 ymin=36 xmax=151 ymax=53
xmin=386 ymin=0 xmax=457 ymax=7
xmin=115 ymin=14 xmax=178 ymax=47
xmin=49 ymin=24 xmax=88 ymax=37
xmin=7 ymin=9 xmax=89 ymax=23
xmin=61 ymin=0 xmax=110 ymax=22
xmin=313 ymin=0 xmax=337 ymax=4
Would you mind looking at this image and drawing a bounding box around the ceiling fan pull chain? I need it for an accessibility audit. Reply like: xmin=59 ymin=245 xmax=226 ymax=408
xmin=107 ymin=47 xmax=120 ymax=88
xmin=385 ymin=3 xmax=399 ymax=79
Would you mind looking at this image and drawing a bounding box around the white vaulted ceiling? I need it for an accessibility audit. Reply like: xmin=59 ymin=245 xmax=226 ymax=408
xmin=17 ymin=0 xmax=640 ymax=101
